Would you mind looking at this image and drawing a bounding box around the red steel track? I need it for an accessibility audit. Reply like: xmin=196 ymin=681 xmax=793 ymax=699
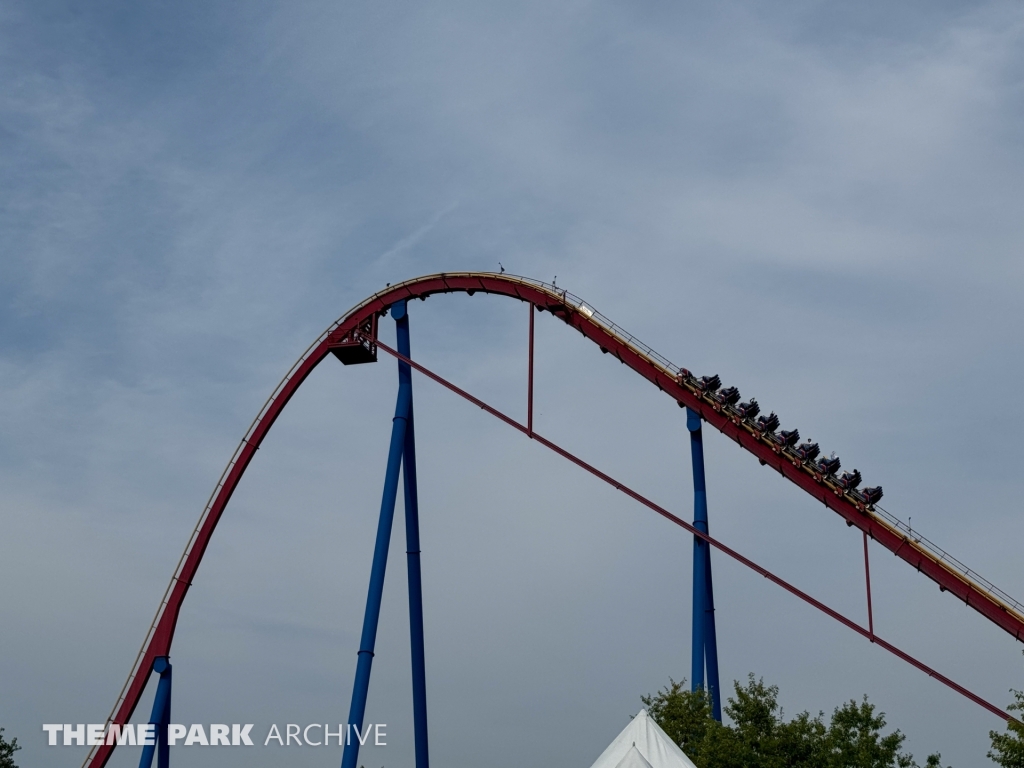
xmin=84 ymin=272 xmax=1023 ymax=768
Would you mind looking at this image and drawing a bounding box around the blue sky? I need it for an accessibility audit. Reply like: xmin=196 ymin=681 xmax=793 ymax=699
xmin=2 ymin=2 xmax=1024 ymax=766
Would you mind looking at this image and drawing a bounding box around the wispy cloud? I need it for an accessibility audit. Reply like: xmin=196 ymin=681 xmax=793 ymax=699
xmin=2 ymin=3 xmax=1023 ymax=767
xmin=377 ymin=201 xmax=459 ymax=264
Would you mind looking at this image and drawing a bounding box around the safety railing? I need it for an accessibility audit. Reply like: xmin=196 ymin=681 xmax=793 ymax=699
xmin=485 ymin=274 xmax=1024 ymax=623
xmin=87 ymin=271 xmax=1022 ymax=768
xmin=871 ymin=504 xmax=1024 ymax=617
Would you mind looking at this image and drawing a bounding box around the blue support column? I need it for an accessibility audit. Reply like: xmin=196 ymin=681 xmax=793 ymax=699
xmin=341 ymin=302 xmax=413 ymax=768
xmin=397 ymin=302 xmax=430 ymax=768
xmin=702 ymin=544 xmax=721 ymax=722
xmin=687 ymin=408 xmax=722 ymax=721
xmin=138 ymin=657 xmax=171 ymax=768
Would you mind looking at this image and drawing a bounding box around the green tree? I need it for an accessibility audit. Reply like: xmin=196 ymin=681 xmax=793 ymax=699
xmin=822 ymin=697 xmax=912 ymax=768
xmin=641 ymin=678 xmax=720 ymax=757
xmin=988 ymin=690 xmax=1024 ymax=768
xmin=0 ymin=728 xmax=20 ymax=768
xmin=642 ymin=675 xmax=946 ymax=768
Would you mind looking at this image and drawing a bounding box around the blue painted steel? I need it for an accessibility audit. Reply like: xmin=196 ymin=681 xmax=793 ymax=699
xmin=687 ymin=408 xmax=722 ymax=721
xmin=341 ymin=301 xmax=414 ymax=768
xmin=138 ymin=657 xmax=172 ymax=768
xmin=688 ymin=410 xmax=707 ymax=695
xmin=397 ymin=302 xmax=430 ymax=768
xmin=702 ymin=547 xmax=722 ymax=722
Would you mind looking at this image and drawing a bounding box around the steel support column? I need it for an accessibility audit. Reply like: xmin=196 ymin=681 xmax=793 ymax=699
xmin=397 ymin=301 xmax=430 ymax=768
xmin=341 ymin=301 xmax=413 ymax=768
xmin=863 ymin=532 xmax=874 ymax=640
xmin=687 ymin=408 xmax=722 ymax=721
xmin=528 ymin=304 xmax=535 ymax=437
xmin=138 ymin=657 xmax=171 ymax=768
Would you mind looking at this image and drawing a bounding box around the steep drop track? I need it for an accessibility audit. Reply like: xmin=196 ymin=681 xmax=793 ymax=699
xmin=85 ymin=272 xmax=1023 ymax=768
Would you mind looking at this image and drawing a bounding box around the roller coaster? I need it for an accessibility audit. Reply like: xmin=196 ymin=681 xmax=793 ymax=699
xmin=84 ymin=272 xmax=1023 ymax=768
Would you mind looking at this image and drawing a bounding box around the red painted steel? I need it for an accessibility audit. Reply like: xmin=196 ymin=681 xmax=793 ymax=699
xmin=371 ymin=336 xmax=1012 ymax=723
xmin=528 ymin=304 xmax=535 ymax=437
xmin=864 ymin=532 xmax=875 ymax=639
xmin=84 ymin=272 xmax=1022 ymax=768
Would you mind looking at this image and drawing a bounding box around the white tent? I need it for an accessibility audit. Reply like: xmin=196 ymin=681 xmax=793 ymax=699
xmin=588 ymin=709 xmax=698 ymax=768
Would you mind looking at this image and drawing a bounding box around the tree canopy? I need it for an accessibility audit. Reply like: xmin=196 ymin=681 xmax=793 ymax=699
xmin=0 ymin=728 xmax=20 ymax=768
xmin=988 ymin=689 xmax=1024 ymax=768
xmin=642 ymin=676 xmax=949 ymax=768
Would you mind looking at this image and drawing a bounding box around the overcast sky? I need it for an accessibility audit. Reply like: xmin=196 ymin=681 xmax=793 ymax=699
xmin=3 ymin=2 xmax=1024 ymax=767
